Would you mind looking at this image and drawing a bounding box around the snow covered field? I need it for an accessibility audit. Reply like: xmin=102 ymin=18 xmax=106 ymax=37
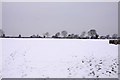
xmin=0 ymin=39 xmax=2 ymax=79
xmin=2 ymin=39 xmax=118 ymax=78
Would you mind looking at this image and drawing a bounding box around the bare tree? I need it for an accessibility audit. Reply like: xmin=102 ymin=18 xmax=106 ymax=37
xmin=80 ymin=31 xmax=86 ymax=38
xmin=31 ymin=34 xmax=36 ymax=38
xmin=71 ymin=34 xmax=75 ymax=38
xmin=55 ymin=32 xmax=60 ymax=37
xmin=61 ymin=30 xmax=68 ymax=37
xmin=0 ymin=29 xmax=5 ymax=37
xmin=37 ymin=34 xmax=40 ymax=38
xmin=43 ymin=32 xmax=50 ymax=38
xmin=74 ymin=34 xmax=79 ymax=38
xmin=106 ymin=35 xmax=110 ymax=39
xmin=112 ymin=34 xmax=118 ymax=39
xmin=88 ymin=29 xmax=98 ymax=38
xmin=18 ymin=34 xmax=21 ymax=38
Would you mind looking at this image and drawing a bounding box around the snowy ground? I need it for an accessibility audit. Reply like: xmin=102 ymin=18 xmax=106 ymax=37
xmin=1 ymin=39 xmax=118 ymax=78
xmin=0 ymin=39 xmax=2 ymax=79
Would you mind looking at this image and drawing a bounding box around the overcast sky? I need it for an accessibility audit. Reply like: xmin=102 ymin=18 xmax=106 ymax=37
xmin=2 ymin=2 xmax=118 ymax=36
xmin=0 ymin=2 xmax=2 ymax=29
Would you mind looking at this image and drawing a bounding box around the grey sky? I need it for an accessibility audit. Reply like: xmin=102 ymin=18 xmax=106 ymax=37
xmin=0 ymin=2 xmax=2 ymax=29
xmin=2 ymin=2 xmax=118 ymax=36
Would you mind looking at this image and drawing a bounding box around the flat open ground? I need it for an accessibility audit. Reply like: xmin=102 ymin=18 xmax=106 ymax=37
xmin=1 ymin=39 xmax=118 ymax=78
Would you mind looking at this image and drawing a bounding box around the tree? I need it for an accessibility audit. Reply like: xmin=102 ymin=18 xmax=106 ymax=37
xmin=36 ymin=34 xmax=40 ymax=38
xmin=55 ymin=32 xmax=60 ymax=38
xmin=43 ymin=32 xmax=50 ymax=38
xmin=61 ymin=30 xmax=68 ymax=37
xmin=18 ymin=34 xmax=21 ymax=38
xmin=74 ymin=34 xmax=79 ymax=38
xmin=106 ymin=35 xmax=110 ymax=39
xmin=88 ymin=29 xmax=98 ymax=39
xmin=80 ymin=31 xmax=86 ymax=38
xmin=31 ymin=35 xmax=36 ymax=38
xmin=71 ymin=34 xmax=75 ymax=38
xmin=0 ymin=29 xmax=5 ymax=37
xmin=67 ymin=34 xmax=74 ymax=38
xmin=112 ymin=34 xmax=118 ymax=39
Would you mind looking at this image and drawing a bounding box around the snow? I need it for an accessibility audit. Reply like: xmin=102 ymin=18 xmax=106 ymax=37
xmin=1 ymin=39 xmax=118 ymax=78
xmin=0 ymin=39 xmax=2 ymax=79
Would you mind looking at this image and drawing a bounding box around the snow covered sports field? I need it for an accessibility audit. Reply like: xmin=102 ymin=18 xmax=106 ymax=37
xmin=1 ymin=39 xmax=118 ymax=78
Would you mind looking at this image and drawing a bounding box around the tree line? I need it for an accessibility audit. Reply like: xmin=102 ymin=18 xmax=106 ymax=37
xmin=0 ymin=29 xmax=119 ymax=39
